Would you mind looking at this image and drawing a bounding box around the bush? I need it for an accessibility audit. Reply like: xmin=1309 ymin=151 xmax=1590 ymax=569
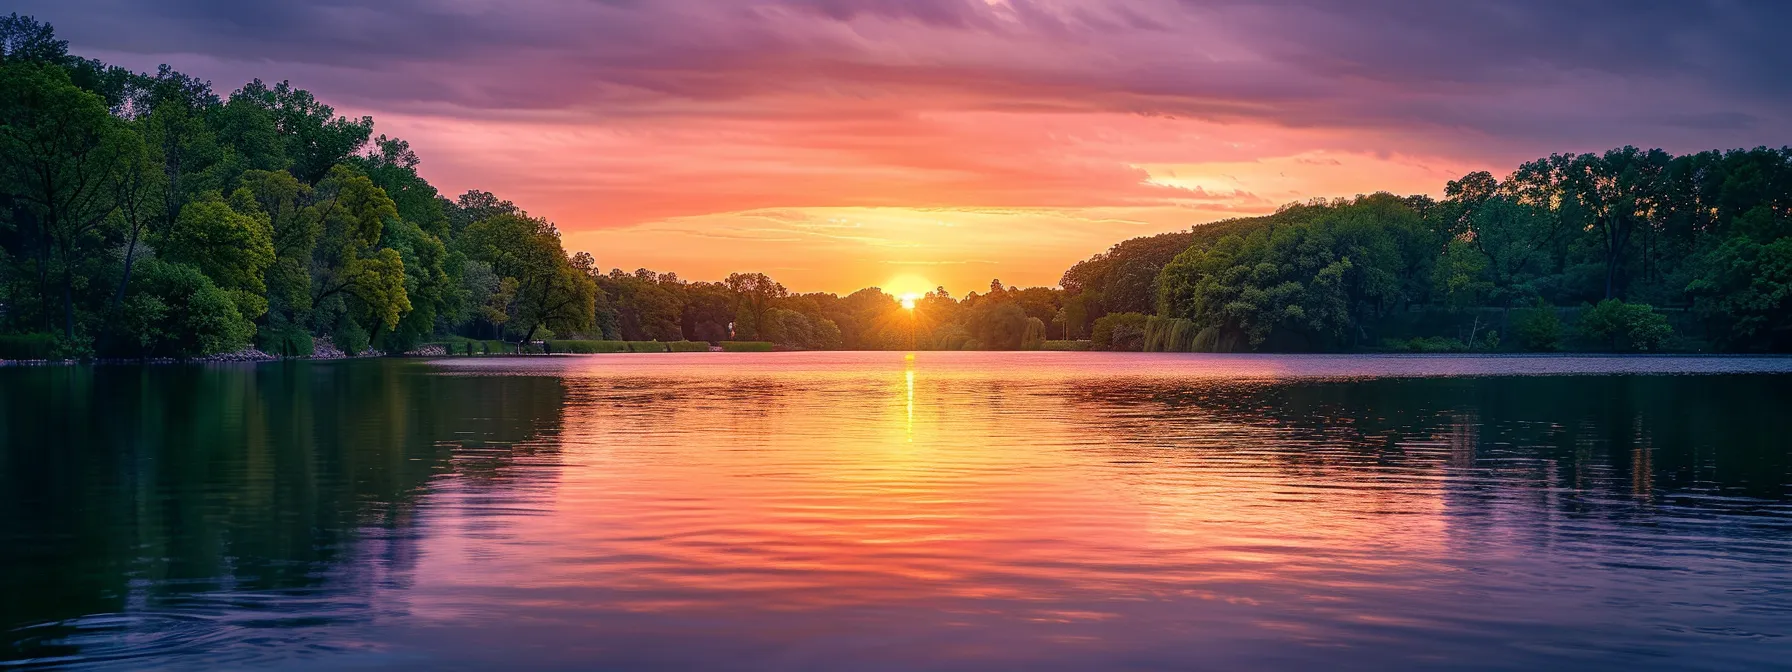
xmin=929 ymin=323 xmax=971 ymax=351
xmin=1510 ymin=300 xmax=1562 ymax=352
xmin=1040 ymin=340 xmax=1092 ymax=351
xmin=0 ymin=333 xmax=57 ymax=360
xmin=1091 ymin=312 xmax=1148 ymax=351
xmin=114 ymin=259 xmax=254 ymax=358
xmin=551 ymin=340 xmax=629 ymax=354
xmin=668 ymin=341 xmax=711 ymax=352
xmin=332 ymin=321 xmax=371 ymax=356
xmin=627 ymin=341 xmax=670 ymax=353
xmin=720 ymin=341 xmax=775 ymax=352
xmin=1577 ymin=299 xmax=1674 ymax=352
xmin=1386 ymin=336 xmax=1469 ymax=353
xmin=259 ymin=325 xmax=314 ymax=357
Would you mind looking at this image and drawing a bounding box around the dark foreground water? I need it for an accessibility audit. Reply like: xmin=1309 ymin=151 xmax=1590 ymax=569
xmin=4 ymin=353 xmax=1792 ymax=670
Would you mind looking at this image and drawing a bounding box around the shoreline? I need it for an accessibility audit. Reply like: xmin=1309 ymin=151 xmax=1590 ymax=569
xmin=8 ymin=350 xmax=1789 ymax=368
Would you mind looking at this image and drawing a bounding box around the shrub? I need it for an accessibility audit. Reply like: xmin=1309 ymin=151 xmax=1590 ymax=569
xmin=668 ymin=341 xmax=711 ymax=352
xmin=114 ymin=259 xmax=254 ymax=358
xmin=1510 ymin=300 xmax=1562 ymax=352
xmin=1091 ymin=312 xmax=1148 ymax=351
xmin=332 ymin=321 xmax=371 ymax=356
xmin=627 ymin=341 xmax=670 ymax=353
xmin=721 ymin=341 xmax=775 ymax=352
xmin=259 ymin=325 xmax=315 ymax=357
xmin=0 ymin=333 xmax=57 ymax=360
xmin=1040 ymin=340 xmax=1092 ymax=351
xmin=929 ymin=323 xmax=972 ymax=351
xmin=552 ymin=340 xmax=629 ymax=354
xmin=1407 ymin=336 xmax=1469 ymax=353
xmin=1577 ymin=299 xmax=1674 ymax=352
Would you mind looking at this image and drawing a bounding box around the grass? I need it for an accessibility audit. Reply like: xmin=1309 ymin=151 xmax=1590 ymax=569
xmin=1040 ymin=340 xmax=1093 ymax=351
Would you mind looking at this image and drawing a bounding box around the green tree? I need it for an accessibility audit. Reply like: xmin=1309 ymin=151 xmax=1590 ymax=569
xmin=0 ymin=61 xmax=137 ymax=340
xmin=1685 ymin=235 xmax=1792 ymax=351
xmin=114 ymin=258 xmax=254 ymax=357
xmin=161 ymin=191 xmax=275 ymax=322
xmin=458 ymin=213 xmax=595 ymax=345
xmin=229 ymin=80 xmax=372 ymax=184
xmin=306 ymin=165 xmax=410 ymax=338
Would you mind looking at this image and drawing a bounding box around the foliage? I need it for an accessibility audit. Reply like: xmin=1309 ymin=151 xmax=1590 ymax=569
xmin=1143 ymin=316 xmax=1198 ymax=353
xmin=965 ymin=300 xmax=1031 ymax=350
xmin=1385 ymin=336 xmax=1470 ymax=353
xmin=1510 ymin=300 xmax=1563 ymax=352
xmin=550 ymin=340 xmax=629 ymax=354
xmin=0 ymin=332 xmax=55 ymax=359
xmin=258 ymin=324 xmax=314 ymax=357
xmin=720 ymin=341 xmax=775 ymax=352
xmin=1156 ymin=195 xmax=1430 ymax=352
xmin=113 ymin=259 xmax=253 ymax=357
xmin=668 ymin=340 xmax=711 ymax=353
xmin=1039 ymin=340 xmax=1092 ymax=351
xmin=1685 ymin=235 xmax=1792 ymax=351
xmin=1091 ymin=312 xmax=1148 ymax=351
xmin=2 ymin=15 xmax=1788 ymax=358
xmin=1576 ymin=300 xmax=1674 ymax=352
xmin=1020 ymin=317 xmax=1046 ymax=350
xmin=626 ymin=341 xmax=670 ymax=353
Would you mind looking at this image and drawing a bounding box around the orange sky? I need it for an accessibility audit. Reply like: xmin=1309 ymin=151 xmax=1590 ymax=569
xmin=377 ymin=110 xmax=1473 ymax=294
xmin=37 ymin=0 xmax=1791 ymax=295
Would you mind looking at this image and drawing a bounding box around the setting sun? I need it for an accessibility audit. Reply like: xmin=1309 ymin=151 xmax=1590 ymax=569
xmin=884 ymin=274 xmax=935 ymax=299
xmin=900 ymin=295 xmax=918 ymax=311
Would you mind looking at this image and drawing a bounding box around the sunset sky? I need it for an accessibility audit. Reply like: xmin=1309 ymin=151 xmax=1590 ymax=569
xmin=24 ymin=0 xmax=1792 ymax=295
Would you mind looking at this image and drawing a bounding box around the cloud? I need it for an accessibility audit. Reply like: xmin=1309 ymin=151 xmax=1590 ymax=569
xmin=14 ymin=0 xmax=1788 ymax=290
xmin=31 ymin=0 xmax=1789 ymax=144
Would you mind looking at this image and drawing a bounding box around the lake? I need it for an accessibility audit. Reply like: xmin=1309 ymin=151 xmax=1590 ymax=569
xmin=4 ymin=352 xmax=1792 ymax=670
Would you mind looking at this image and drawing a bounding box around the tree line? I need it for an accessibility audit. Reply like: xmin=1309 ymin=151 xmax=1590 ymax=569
xmin=2 ymin=14 xmax=1787 ymax=358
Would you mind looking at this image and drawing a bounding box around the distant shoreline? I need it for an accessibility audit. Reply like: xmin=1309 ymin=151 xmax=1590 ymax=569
xmin=9 ymin=349 xmax=1790 ymax=369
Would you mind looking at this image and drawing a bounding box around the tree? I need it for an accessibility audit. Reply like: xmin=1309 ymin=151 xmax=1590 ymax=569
xmin=1158 ymin=195 xmax=1425 ymax=350
xmin=0 ymin=61 xmax=137 ymax=340
xmin=229 ymin=79 xmax=373 ymax=184
xmin=725 ymin=272 xmax=787 ymax=340
xmin=306 ymin=166 xmax=409 ymax=337
xmin=114 ymin=258 xmax=254 ymax=357
xmin=161 ymin=191 xmax=275 ymax=322
xmin=458 ymin=213 xmax=595 ymax=345
xmin=1686 ymin=236 xmax=1792 ymax=351
xmin=0 ymin=14 xmax=67 ymax=64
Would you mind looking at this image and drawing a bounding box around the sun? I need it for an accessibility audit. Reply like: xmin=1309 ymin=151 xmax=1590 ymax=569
xmin=900 ymin=295 xmax=918 ymax=311
xmin=884 ymin=274 xmax=935 ymax=299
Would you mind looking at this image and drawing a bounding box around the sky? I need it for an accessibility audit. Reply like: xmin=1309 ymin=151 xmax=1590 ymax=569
xmin=21 ymin=0 xmax=1792 ymax=295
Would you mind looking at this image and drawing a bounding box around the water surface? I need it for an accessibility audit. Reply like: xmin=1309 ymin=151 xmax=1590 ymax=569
xmin=4 ymin=353 xmax=1792 ymax=670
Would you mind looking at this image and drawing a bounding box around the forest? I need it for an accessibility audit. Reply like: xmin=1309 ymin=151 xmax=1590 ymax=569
xmin=2 ymin=14 xmax=1788 ymax=359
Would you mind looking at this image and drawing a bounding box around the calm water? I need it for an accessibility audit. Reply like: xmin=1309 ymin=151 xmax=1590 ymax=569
xmin=4 ymin=352 xmax=1792 ymax=670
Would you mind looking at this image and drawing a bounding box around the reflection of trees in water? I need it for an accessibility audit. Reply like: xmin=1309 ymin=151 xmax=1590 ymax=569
xmin=0 ymin=361 xmax=566 ymax=661
xmin=1060 ymin=375 xmax=1792 ymax=503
